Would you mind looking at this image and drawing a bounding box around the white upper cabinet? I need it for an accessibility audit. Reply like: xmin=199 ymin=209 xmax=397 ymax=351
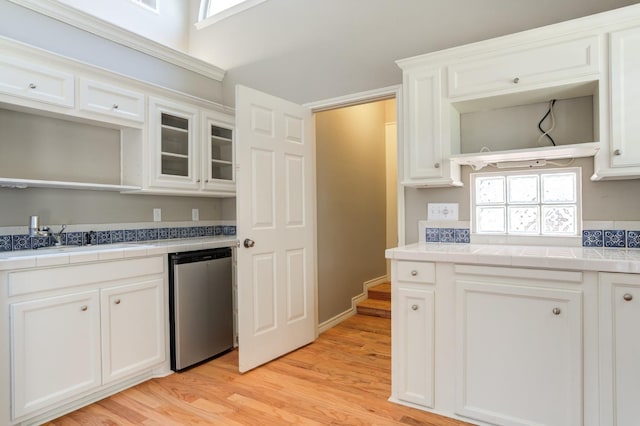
xmin=0 ymin=56 xmax=74 ymax=108
xmin=202 ymin=109 xmax=235 ymax=192
xmin=79 ymin=78 xmax=145 ymax=123
xmin=447 ymin=36 xmax=600 ymax=99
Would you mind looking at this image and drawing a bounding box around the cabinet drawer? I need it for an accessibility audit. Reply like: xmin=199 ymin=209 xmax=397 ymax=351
xmin=397 ymin=261 xmax=435 ymax=283
xmin=0 ymin=56 xmax=74 ymax=107
xmin=79 ymin=78 xmax=145 ymax=123
xmin=447 ymin=35 xmax=600 ymax=98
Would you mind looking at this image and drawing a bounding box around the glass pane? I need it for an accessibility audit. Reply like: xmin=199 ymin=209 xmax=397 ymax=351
xmin=162 ymin=127 xmax=189 ymax=156
xmin=211 ymin=125 xmax=232 ymax=140
xmin=212 ymin=162 xmax=233 ymax=181
xmin=211 ymin=138 xmax=233 ymax=163
xmin=161 ymin=155 xmax=188 ymax=177
xmin=476 ymin=206 xmax=505 ymax=233
xmin=542 ymin=205 xmax=576 ymax=234
xmin=475 ymin=176 xmax=505 ymax=204
xmin=508 ymin=206 xmax=539 ymax=234
xmin=161 ymin=114 xmax=188 ymax=130
xmin=542 ymin=173 xmax=575 ymax=203
xmin=507 ymin=175 xmax=538 ymax=204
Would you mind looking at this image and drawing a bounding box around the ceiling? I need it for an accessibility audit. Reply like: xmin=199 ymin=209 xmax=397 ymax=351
xmin=188 ymin=0 xmax=640 ymax=106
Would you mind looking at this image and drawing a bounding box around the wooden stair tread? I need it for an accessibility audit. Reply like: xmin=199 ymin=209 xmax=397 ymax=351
xmin=357 ymin=298 xmax=391 ymax=319
xmin=368 ymin=283 xmax=391 ymax=301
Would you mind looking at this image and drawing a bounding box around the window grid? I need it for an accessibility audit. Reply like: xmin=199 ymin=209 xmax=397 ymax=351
xmin=472 ymin=168 xmax=581 ymax=236
xmin=131 ymin=0 xmax=158 ymax=13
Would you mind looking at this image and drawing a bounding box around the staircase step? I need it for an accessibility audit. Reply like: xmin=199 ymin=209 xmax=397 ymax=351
xmin=368 ymin=283 xmax=391 ymax=301
xmin=356 ymin=298 xmax=391 ymax=319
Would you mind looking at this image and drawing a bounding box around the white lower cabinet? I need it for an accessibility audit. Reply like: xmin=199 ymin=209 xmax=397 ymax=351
xmin=599 ymin=273 xmax=640 ymax=426
xmin=11 ymin=291 xmax=102 ymax=419
xmin=455 ymin=280 xmax=583 ymax=426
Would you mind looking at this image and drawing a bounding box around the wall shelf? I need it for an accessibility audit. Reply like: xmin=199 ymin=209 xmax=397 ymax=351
xmin=0 ymin=177 xmax=141 ymax=191
xmin=449 ymin=142 xmax=600 ymax=170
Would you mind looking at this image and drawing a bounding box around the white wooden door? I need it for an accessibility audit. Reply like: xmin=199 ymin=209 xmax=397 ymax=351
xmin=236 ymin=85 xmax=316 ymax=373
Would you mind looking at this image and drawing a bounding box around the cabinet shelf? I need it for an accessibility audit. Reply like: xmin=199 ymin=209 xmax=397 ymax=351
xmin=0 ymin=177 xmax=141 ymax=191
xmin=211 ymin=159 xmax=233 ymax=166
xmin=449 ymin=142 xmax=600 ymax=170
xmin=161 ymin=152 xmax=189 ymax=159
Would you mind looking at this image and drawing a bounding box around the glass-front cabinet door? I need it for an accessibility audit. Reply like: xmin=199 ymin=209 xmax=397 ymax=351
xmin=202 ymin=109 xmax=235 ymax=193
xmin=149 ymin=97 xmax=199 ymax=190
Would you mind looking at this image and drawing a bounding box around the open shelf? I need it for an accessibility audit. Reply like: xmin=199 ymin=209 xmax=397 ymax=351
xmin=0 ymin=177 xmax=141 ymax=191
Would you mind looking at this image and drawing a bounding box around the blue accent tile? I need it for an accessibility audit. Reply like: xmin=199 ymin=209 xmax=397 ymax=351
xmin=12 ymin=235 xmax=31 ymax=250
xmin=66 ymin=232 xmax=84 ymax=246
xmin=205 ymin=226 xmax=214 ymax=236
xmin=124 ymin=229 xmax=137 ymax=242
xmin=230 ymin=226 xmax=237 ymax=236
xmin=111 ymin=230 xmax=124 ymax=243
xmin=223 ymin=226 xmax=233 ymax=236
xmin=147 ymin=228 xmax=158 ymax=241
xmin=627 ymin=230 xmax=640 ymax=249
xmin=454 ymin=228 xmax=470 ymax=243
xmin=31 ymin=236 xmax=50 ymax=249
xmin=96 ymin=231 xmax=111 ymax=245
xmin=86 ymin=232 xmax=97 ymax=245
xmin=180 ymin=227 xmax=189 ymax=239
xmin=0 ymin=235 xmax=11 ymax=251
xmin=426 ymin=228 xmax=439 ymax=242
xmin=188 ymin=227 xmax=198 ymax=238
xmin=158 ymin=228 xmax=169 ymax=240
xmin=215 ymin=226 xmax=223 ymax=236
xmin=582 ymin=230 xmax=603 ymax=247
xmin=604 ymin=230 xmax=626 ymax=248
xmin=197 ymin=226 xmax=206 ymax=237
xmin=169 ymin=227 xmax=180 ymax=239
xmin=136 ymin=229 xmax=149 ymax=241
xmin=439 ymin=228 xmax=455 ymax=243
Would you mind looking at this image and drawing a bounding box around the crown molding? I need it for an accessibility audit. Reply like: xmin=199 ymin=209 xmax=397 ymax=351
xmin=7 ymin=0 xmax=226 ymax=81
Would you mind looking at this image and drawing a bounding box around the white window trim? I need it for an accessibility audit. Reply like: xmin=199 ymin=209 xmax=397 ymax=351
xmin=195 ymin=0 xmax=269 ymax=29
xmin=131 ymin=0 xmax=159 ymax=14
xmin=470 ymin=167 xmax=583 ymax=246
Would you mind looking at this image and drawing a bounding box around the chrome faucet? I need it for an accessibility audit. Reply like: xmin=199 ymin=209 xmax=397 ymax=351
xmin=50 ymin=225 xmax=67 ymax=246
xmin=28 ymin=215 xmax=49 ymax=237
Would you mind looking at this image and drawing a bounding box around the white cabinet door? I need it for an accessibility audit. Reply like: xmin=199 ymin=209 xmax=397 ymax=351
xmin=79 ymin=78 xmax=145 ymax=123
xmin=455 ymin=280 xmax=583 ymax=426
xmin=599 ymin=273 xmax=640 ymax=426
xmin=609 ymin=27 xmax=640 ymax=170
xmin=101 ymin=278 xmax=165 ymax=384
xmin=402 ymin=67 xmax=461 ymax=187
xmin=202 ymin=109 xmax=235 ymax=193
xmin=392 ymin=285 xmax=435 ymax=408
xmin=148 ymin=97 xmax=200 ymax=190
xmin=447 ymin=36 xmax=599 ymax=98
xmin=10 ymin=291 xmax=101 ymax=419
xmin=0 ymin=56 xmax=74 ymax=108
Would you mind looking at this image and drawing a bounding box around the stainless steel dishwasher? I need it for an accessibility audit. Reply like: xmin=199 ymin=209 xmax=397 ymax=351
xmin=168 ymin=247 xmax=233 ymax=371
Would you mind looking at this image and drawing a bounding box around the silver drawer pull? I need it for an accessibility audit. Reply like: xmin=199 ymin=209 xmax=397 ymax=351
xmin=411 ymin=270 xmax=418 ymax=276
xmin=80 ymin=305 xmax=88 ymax=311
xmin=28 ymin=83 xmax=37 ymax=89
xmin=112 ymin=104 xmax=119 ymax=109
xmin=552 ymin=307 xmax=561 ymax=315
xmin=434 ymin=162 xmax=440 ymax=169
xmin=614 ymin=149 xmax=622 ymax=156
xmin=513 ymin=77 xmax=520 ymax=84
xmin=623 ymin=293 xmax=633 ymax=302
xmin=114 ymin=299 xmax=121 ymax=305
xmin=411 ymin=304 xmax=419 ymax=311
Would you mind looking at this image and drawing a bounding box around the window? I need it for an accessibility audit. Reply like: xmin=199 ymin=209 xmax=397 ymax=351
xmin=471 ymin=168 xmax=581 ymax=236
xmin=197 ymin=0 xmax=269 ymax=27
xmin=131 ymin=0 xmax=158 ymax=13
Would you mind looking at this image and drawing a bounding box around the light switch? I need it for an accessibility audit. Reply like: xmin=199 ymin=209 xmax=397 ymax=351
xmin=153 ymin=208 xmax=161 ymax=222
xmin=192 ymin=208 xmax=199 ymax=221
xmin=428 ymin=203 xmax=459 ymax=221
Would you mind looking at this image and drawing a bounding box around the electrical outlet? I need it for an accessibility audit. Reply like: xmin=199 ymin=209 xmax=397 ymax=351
xmin=153 ymin=208 xmax=161 ymax=222
xmin=192 ymin=208 xmax=199 ymax=221
xmin=428 ymin=203 xmax=459 ymax=221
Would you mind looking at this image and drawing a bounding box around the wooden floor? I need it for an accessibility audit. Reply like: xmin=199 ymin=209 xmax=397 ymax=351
xmin=46 ymin=315 xmax=472 ymax=425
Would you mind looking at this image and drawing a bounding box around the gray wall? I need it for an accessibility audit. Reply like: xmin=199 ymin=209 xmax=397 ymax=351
xmin=404 ymin=158 xmax=640 ymax=243
xmin=316 ymin=101 xmax=388 ymax=323
xmin=0 ymin=0 xmax=222 ymax=103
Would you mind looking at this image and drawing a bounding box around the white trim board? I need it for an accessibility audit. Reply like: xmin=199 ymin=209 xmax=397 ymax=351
xmin=304 ymin=85 xmax=401 ymax=112
xmin=7 ymin=0 xmax=226 ymax=81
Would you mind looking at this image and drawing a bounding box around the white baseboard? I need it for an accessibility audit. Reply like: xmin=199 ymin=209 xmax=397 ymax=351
xmin=317 ymin=275 xmax=389 ymax=334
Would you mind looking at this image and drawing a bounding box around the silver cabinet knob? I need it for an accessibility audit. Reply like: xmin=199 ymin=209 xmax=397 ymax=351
xmin=244 ymin=238 xmax=255 ymax=248
xmin=411 ymin=304 xmax=419 ymax=311
xmin=552 ymin=307 xmax=561 ymax=315
xmin=204 ymin=179 xmax=209 ymax=183
xmin=112 ymin=104 xmax=119 ymax=109
xmin=114 ymin=299 xmax=121 ymax=305
xmin=614 ymin=149 xmax=622 ymax=156
xmin=434 ymin=163 xmax=440 ymax=169
xmin=411 ymin=270 xmax=418 ymax=276
xmin=623 ymin=293 xmax=633 ymax=301
xmin=513 ymin=77 xmax=520 ymax=84
xmin=81 ymin=305 xmax=88 ymax=311
xmin=28 ymin=83 xmax=36 ymax=89
xmin=196 ymin=179 xmax=201 ymax=183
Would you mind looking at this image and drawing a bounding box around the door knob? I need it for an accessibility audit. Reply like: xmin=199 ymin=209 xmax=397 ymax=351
xmin=244 ymin=238 xmax=255 ymax=248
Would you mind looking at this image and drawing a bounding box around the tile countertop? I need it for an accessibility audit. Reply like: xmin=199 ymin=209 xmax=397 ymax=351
xmin=386 ymin=243 xmax=640 ymax=274
xmin=0 ymin=236 xmax=237 ymax=271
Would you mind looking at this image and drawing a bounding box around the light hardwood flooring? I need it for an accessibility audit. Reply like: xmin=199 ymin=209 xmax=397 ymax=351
xmin=45 ymin=315 xmax=472 ymax=425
